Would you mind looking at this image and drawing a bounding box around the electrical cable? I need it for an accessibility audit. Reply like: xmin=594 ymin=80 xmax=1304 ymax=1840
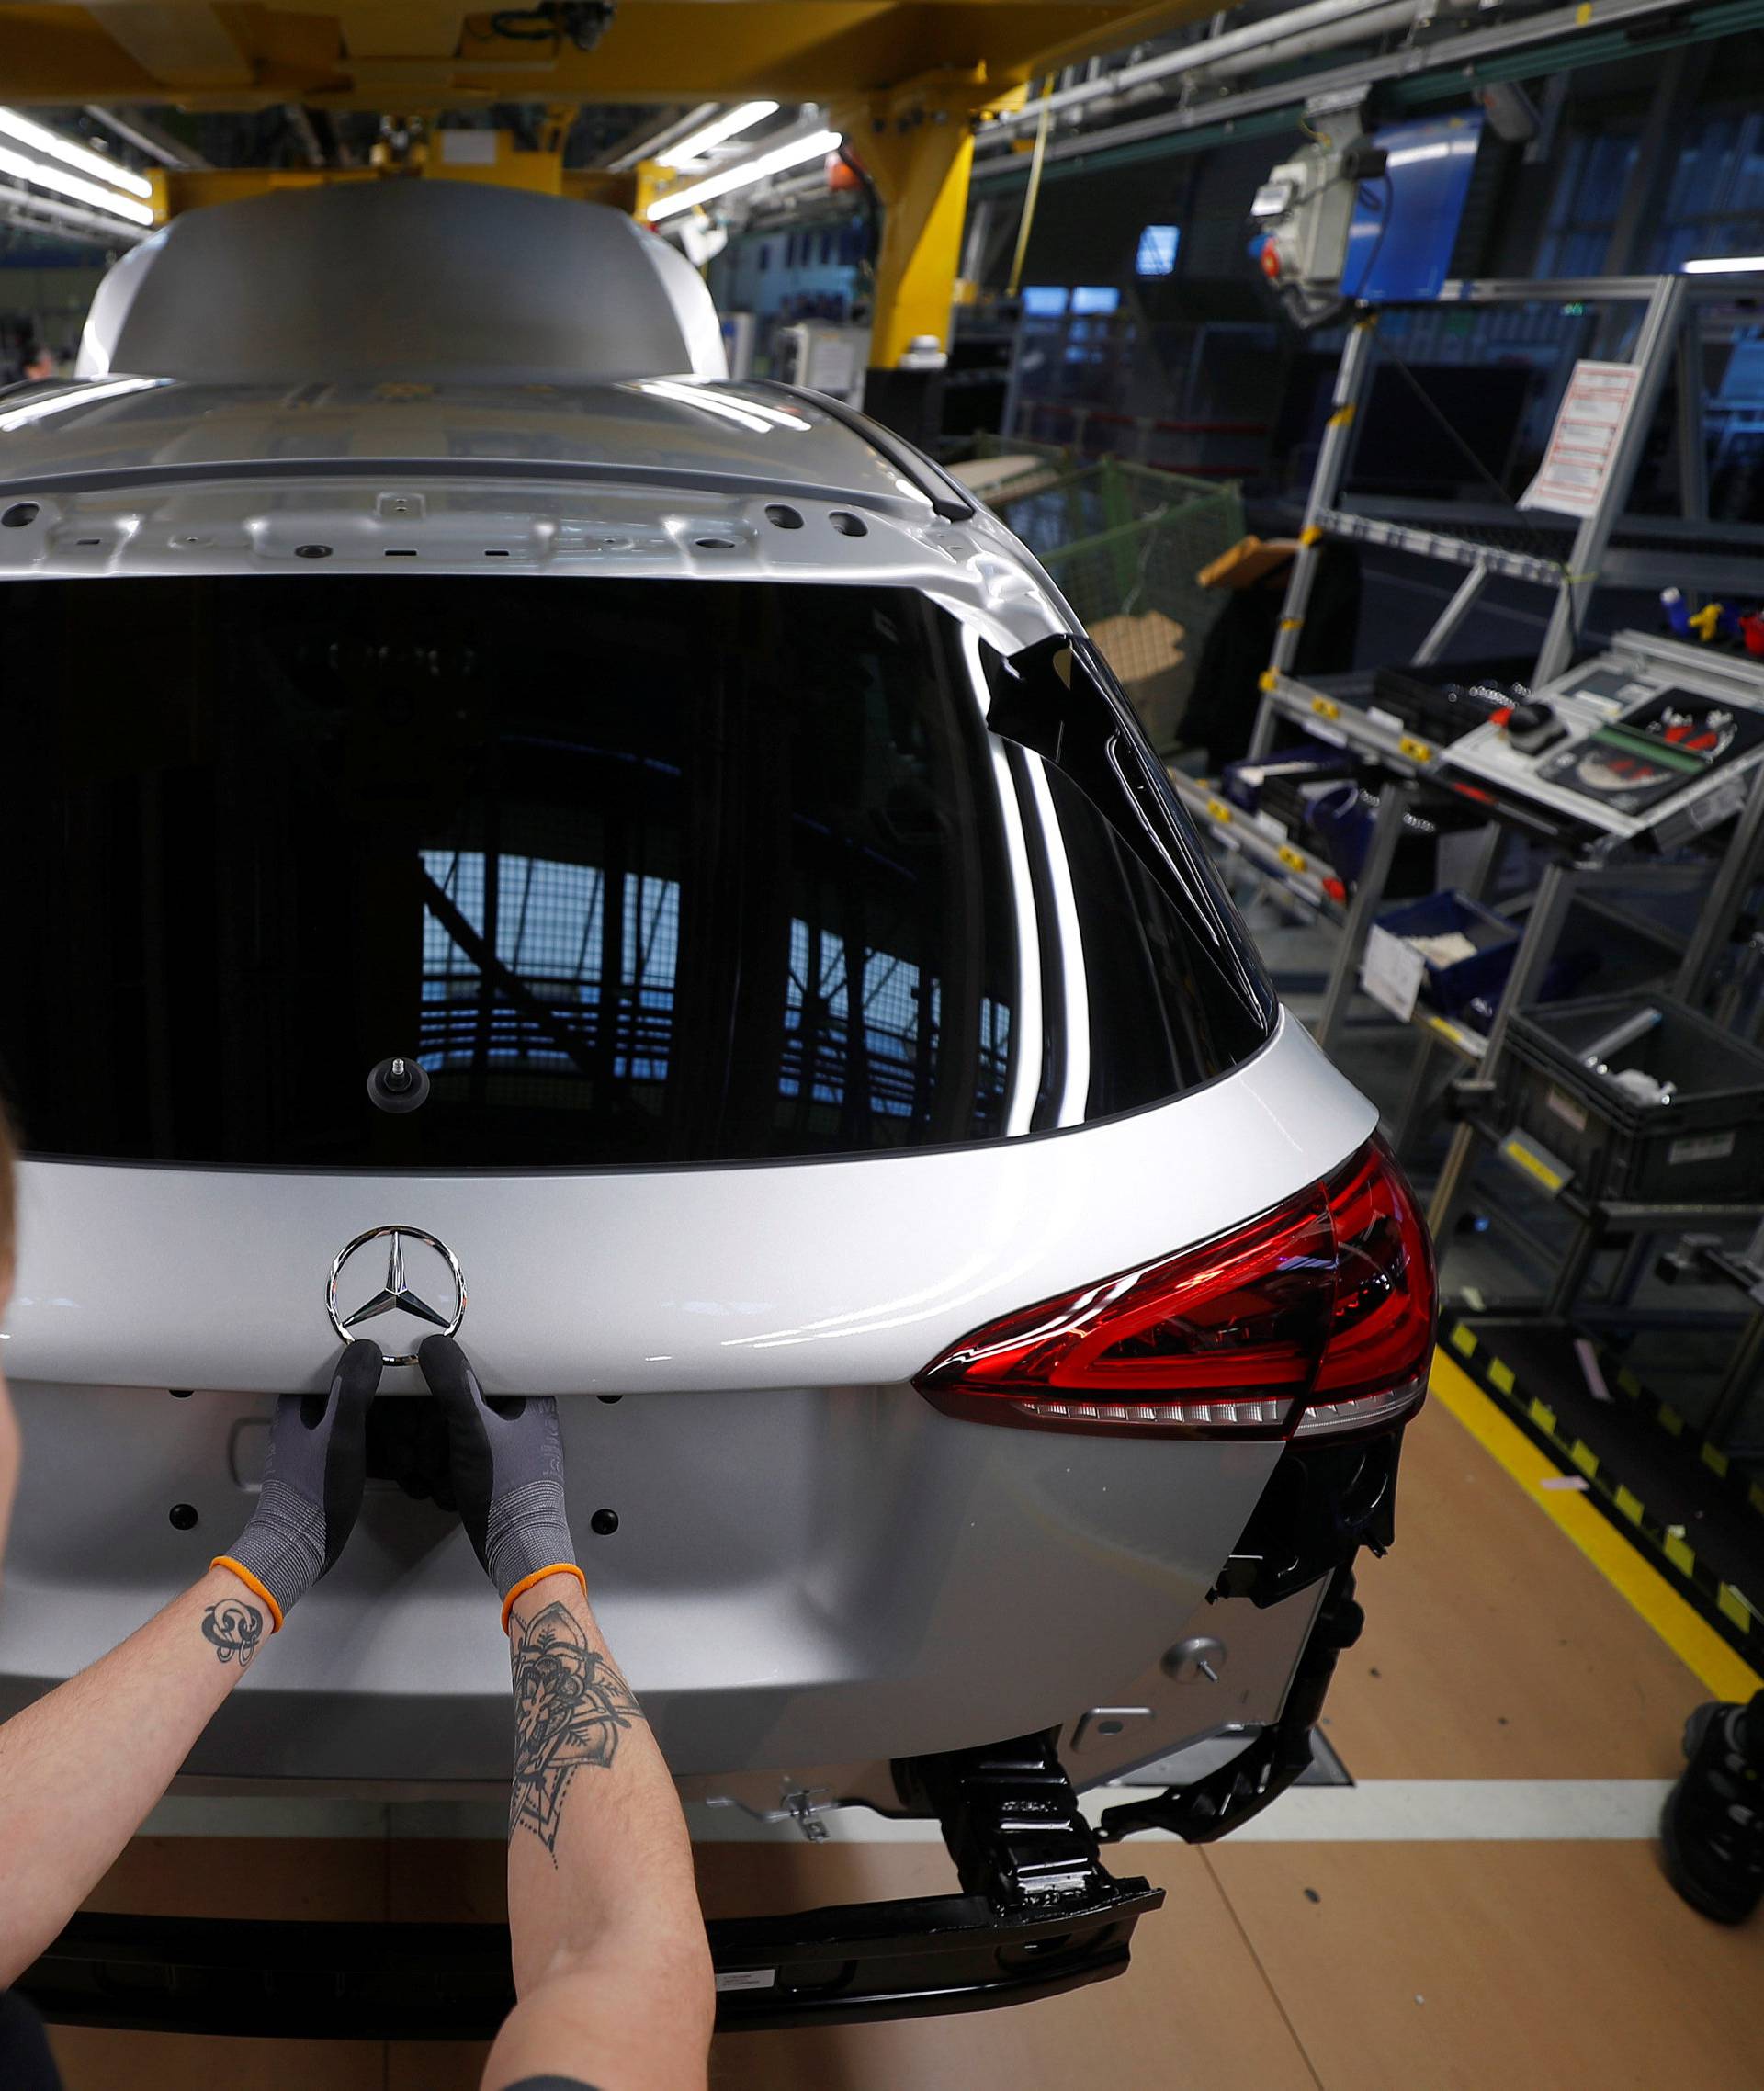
xmin=1006 ymin=76 xmax=1056 ymax=300
xmin=836 ymin=142 xmax=881 ymax=274
xmin=485 ymin=1 xmax=614 ymax=50
xmin=1344 ymin=170 xmax=1393 ymax=304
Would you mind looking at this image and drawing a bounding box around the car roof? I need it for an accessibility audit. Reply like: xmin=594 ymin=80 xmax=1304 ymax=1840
xmin=0 ymin=376 xmax=952 ymax=518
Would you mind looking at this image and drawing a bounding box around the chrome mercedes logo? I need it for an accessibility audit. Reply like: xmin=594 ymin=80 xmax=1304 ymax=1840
xmin=327 ymin=1225 xmax=466 ymax=1366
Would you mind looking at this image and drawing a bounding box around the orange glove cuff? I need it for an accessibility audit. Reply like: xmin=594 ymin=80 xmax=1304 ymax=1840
xmin=502 ymin=1563 xmax=587 ymax=1633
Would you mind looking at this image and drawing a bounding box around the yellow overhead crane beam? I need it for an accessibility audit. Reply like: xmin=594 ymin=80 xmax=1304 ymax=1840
xmin=0 ymin=0 xmax=1227 ymax=373
xmin=0 ymin=0 xmax=1228 ymax=116
xmin=153 ymin=131 xmax=640 ymax=211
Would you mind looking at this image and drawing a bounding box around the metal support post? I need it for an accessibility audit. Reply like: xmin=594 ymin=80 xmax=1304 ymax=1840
xmin=1314 ymin=779 xmax=1416 ymax=1057
xmin=1543 ymin=1215 xmax=1603 ymax=1318
xmin=1413 ymin=565 xmax=1492 ymax=666
xmin=1427 ymin=859 xmax=1580 ymax=1243
xmin=1266 ymin=313 xmax=1380 ymax=684
xmin=1390 ymin=817 xmax=1507 ymax=1156
xmin=1674 ymin=760 xmax=1764 ymax=1007
xmin=837 ymin=85 xmax=980 ymax=375
xmin=1706 ymin=1307 xmax=1764 ymax=1448
xmin=1676 ymin=315 xmax=1710 ymax=526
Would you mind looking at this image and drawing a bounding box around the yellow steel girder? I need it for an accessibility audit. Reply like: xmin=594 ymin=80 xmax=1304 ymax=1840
xmin=156 ymin=141 xmax=638 ymax=210
xmin=0 ymin=0 xmax=1229 ymax=110
xmin=829 ymin=78 xmax=989 ymax=369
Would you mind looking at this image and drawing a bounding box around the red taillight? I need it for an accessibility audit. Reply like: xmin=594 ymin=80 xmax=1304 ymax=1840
xmin=915 ymin=1136 xmax=1434 ymax=1440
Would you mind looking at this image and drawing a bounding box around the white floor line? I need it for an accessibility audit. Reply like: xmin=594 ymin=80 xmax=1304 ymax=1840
xmin=137 ymin=1780 xmax=1675 ymax=1846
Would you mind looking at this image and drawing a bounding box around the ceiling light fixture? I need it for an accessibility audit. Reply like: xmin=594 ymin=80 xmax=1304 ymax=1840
xmin=659 ymin=101 xmax=780 ymax=170
xmin=0 ymin=107 xmax=153 ymax=199
xmin=646 ymin=128 xmax=842 ymax=223
xmin=1682 ymin=254 xmax=1764 ymax=275
xmin=0 ymin=376 xmax=164 ymax=434
xmin=0 ymin=143 xmax=156 ymax=226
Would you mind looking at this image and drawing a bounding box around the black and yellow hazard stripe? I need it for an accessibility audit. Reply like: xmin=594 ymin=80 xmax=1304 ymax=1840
xmin=1598 ymin=1349 xmax=1764 ymax=1528
xmin=1443 ymin=1318 xmax=1764 ymax=1670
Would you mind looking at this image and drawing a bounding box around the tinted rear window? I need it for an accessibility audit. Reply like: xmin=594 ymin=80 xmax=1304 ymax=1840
xmin=0 ymin=577 xmax=1271 ymax=1167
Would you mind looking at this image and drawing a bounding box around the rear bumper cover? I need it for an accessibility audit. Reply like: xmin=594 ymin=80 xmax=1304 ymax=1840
xmin=20 ymin=1424 xmax=1390 ymax=2036
xmin=19 ymin=1570 xmax=1363 ymax=2036
xmin=27 ymin=1879 xmax=1165 ymax=2038
xmin=26 ymin=1730 xmax=1163 ymax=2036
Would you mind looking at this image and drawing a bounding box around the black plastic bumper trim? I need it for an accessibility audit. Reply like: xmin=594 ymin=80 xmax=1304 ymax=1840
xmin=20 ymin=1878 xmax=1164 ymax=2039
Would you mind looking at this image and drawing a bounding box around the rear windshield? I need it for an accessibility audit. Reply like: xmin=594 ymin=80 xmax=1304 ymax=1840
xmin=0 ymin=576 xmax=1271 ymax=1168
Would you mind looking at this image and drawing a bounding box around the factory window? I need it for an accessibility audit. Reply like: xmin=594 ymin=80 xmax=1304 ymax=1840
xmin=1021 ymin=285 xmax=1069 ymax=316
xmin=1136 ymin=224 xmax=1181 ymax=277
xmin=1535 ymin=129 xmax=1640 ymax=277
xmin=0 ymin=576 xmax=1270 ymax=1169
xmin=1649 ymin=109 xmax=1764 ymax=272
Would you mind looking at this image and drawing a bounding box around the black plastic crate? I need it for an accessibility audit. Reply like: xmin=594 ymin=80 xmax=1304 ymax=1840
xmin=1495 ymin=995 xmax=1764 ymax=1204
xmin=1371 ymin=654 xmax=1535 ymax=746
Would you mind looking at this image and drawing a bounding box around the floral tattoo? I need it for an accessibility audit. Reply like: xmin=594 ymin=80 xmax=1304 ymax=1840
xmin=508 ymin=1599 xmax=644 ymax=1859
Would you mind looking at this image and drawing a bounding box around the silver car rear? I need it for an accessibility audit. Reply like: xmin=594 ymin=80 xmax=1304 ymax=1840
xmin=0 ymin=375 xmax=1393 ymax=1815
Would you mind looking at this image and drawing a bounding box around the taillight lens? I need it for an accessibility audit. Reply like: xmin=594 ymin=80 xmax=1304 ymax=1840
xmin=915 ymin=1136 xmax=1434 ymax=1439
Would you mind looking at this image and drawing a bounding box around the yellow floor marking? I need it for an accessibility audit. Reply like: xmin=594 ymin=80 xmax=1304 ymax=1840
xmin=1430 ymin=1351 xmax=1762 ymax=1702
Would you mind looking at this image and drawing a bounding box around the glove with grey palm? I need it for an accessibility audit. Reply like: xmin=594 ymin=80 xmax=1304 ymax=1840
xmin=211 ymin=1338 xmax=383 ymax=1631
xmin=418 ymin=1334 xmax=583 ymax=1630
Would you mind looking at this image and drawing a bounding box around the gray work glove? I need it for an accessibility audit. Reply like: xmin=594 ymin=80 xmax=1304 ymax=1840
xmin=418 ymin=1335 xmax=581 ymax=1629
xmin=212 ymin=1339 xmax=383 ymax=1631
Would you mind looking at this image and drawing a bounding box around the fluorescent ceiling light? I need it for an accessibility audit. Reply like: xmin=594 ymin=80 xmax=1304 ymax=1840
xmin=637 ymin=378 xmax=810 ymax=431
xmin=659 ymin=101 xmax=779 ymax=170
xmin=0 ymin=107 xmax=153 ymax=199
xmin=0 ymin=375 xmax=164 ymax=433
xmin=647 ymin=128 xmax=842 ymax=223
xmin=0 ymin=143 xmax=155 ymax=226
xmin=1682 ymin=254 xmax=1764 ymax=275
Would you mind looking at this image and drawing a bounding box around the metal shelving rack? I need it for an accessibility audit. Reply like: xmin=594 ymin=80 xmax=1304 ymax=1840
xmin=1261 ymin=275 xmax=1698 ymax=710
xmin=1191 ymin=274 xmax=1764 ymax=1084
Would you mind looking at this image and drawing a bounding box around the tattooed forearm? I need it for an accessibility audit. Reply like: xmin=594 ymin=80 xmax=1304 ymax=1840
xmin=200 ymin=1597 xmax=265 ymax=1670
xmin=509 ymin=1598 xmax=644 ymax=1860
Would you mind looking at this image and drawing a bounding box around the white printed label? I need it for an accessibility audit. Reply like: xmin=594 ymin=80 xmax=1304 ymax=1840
xmin=1519 ymin=359 xmax=1644 ymax=519
xmin=1546 ymin=1086 xmax=1589 ymax=1134
xmin=1261 ymin=811 xmax=1290 ymax=843
xmin=1361 ymin=925 xmax=1427 ymax=1023
xmin=1668 ymin=1131 xmax=1735 ymax=1168
xmin=716 ymin=1968 xmax=778 ymax=1992
xmin=1366 ymin=706 xmax=1405 ymax=734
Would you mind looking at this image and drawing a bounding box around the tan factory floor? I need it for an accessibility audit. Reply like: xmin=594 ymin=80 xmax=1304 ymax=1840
xmin=43 ymin=1365 xmax=1764 ymax=2091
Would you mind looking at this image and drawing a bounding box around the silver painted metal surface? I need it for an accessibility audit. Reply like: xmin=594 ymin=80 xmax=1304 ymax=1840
xmin=76 ymin=184 xmax=727 ymax=387
xmin=0 ymin=1019 xmax=1369 ymax=1779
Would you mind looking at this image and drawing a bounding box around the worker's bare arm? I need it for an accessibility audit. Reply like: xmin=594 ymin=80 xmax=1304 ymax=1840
xmin=0 ymin=1339 xmax=379 ymax=1987
xmin=0 ymin=1564 xmax=266 ymax=1984
xmin=481 ymin=1573 xmax=714 ymax=2091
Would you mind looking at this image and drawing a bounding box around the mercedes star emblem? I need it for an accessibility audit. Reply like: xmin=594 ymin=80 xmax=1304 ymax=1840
xmin=327 ymin=1225 xmax=467 ymax=1366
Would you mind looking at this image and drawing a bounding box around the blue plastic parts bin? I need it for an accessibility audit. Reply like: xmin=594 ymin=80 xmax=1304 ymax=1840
xmin=1372 ymin=891 xmax=1521 ymax=1018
